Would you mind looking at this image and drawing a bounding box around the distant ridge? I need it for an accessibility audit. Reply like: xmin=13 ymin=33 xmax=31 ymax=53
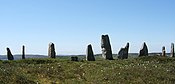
xmin=0 ymin=55 xmax=47 ymax=60
xmin=0 ymin=53 xmax=172 ymax=60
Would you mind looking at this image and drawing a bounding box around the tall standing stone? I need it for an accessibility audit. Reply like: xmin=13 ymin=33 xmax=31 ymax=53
xmin=101 ymin=35 xmax=113 ymax=60
xmin=86 ymin=44 xmax=95 ymax=61
xmin=118 ymin=43 xmax=129 ymax=59
xmin=138 ymin=42 xmax=148 ymax=57
xmin=171 ymin=43 xmax=174 ymax=57
xmin=7 ymin=48 xmax=14 ymax=60
xmin=48 ymin=42 xmax=56 ymax=58
xmin=22 ymin=45 xmax=25 ymax=59
xmin=162 ymin=46 xmax=166 ymax=56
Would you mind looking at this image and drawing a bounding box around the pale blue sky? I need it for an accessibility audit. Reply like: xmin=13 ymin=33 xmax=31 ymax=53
xmin=0 ymin=0 xmax=175 ymax=55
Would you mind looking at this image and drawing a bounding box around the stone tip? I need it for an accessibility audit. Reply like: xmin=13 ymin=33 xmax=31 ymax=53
xmin=143 ymin=42 xmax=147 ymax=47
xmin=125 ymin=43 xmax=129 ymax=48
xmin=162 ymin=46 xmax=165 ymax=49
xmin=105 ymin=34 xmax=109 ymax=37
xmin=22 ymin=45 xmax=25 ymax=48
xmin=49 ymin=42 xmax=54 ymax=45
xmin=102 ymin=35 xmax=105 ymax=37
xmin=6 ymin=47 xmax=10 ymax=50
xmin=102 ymin=34 xmax=109 ymax=36
xmin=88 ymin=44 xmax=92 ymax=46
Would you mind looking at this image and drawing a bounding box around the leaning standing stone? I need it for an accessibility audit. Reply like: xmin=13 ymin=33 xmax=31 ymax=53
xmin=118 ymin=43 xmax=129 ymax=59
xmin=171 ymin=43 xmax=174 ymax=57
xmin=86 ymin=44 xmax=95 ymax=61
xmin=48 ymin=42 xmax=56 ymax=58
xmin=101 ymin=35 xmax=113 ymax=60
xmin=138 ymin=42 xmax=148 ymax=57
xmin=7 ymin=48 xmax=14 ymax=60
xmin=162 ymin=46 xmax=166 ymax=56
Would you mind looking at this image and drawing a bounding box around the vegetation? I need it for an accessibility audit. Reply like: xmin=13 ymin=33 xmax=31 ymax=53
xmin=0 ymin=56 xmax=175 ymax=84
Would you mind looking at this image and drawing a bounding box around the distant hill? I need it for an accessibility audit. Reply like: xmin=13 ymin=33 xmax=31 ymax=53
xmin=0 ymin=53 xmax=172 ymax=60
xmin=0 ymin=55 xmax=47 ymax=60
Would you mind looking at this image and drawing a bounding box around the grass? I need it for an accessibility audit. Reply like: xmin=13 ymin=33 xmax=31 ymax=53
xmin=0 ymin=56 xmax=175 ymax=84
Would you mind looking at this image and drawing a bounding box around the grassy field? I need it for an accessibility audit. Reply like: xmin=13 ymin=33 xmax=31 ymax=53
xmin=0 ymin=56 xmax=175 ymax=84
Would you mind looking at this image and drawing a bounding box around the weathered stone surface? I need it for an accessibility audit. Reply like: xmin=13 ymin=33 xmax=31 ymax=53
xmin=162 ymin=46 xmax=166 ymax=56
xmin=22 ymin=45 xmax=25 ymax=59
xmin=86 ymin=44 xmax=95 ymax=61
xmin=171 ymin=43 xmax=174 ymax=57
xmin=138 ymin=42 xmax=148 ymax=57
xmin=71 ymin=56 xmax=78 ymax=61
xmin=7 ymin=48 xmax=14 ymax=60
xmin=118 ymin=43 xmax=129 ymax=59
xmin=101 ymin=35 xmax=113 ymax=60
xmin=48 ymin=42 xmax=56 ymax=58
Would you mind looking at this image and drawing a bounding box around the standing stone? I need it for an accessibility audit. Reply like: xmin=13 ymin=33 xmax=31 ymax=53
xmin=48 ymin=42 xmax=56 ymax=58
xmin=171 ymin=43 xmax=174 ymax=57
xmin=86 ymin=44 xmax=95 ymax=61
xmin=118 ymin=43 xmax=129 ymax=59
xmin=22 ymin=45 xmax=25 ymax=59
xmin=138 ymin=42 xmax=148 ymax=57
xmin=7 ymin=48 xmax=14 ymax=60
xmin=162 ymin=46 xmax=166 ymax=56
xmin=101 ymin=35 xmax=113 ymax=60
xmin=71 ymin=56 xmax=78 ymax=61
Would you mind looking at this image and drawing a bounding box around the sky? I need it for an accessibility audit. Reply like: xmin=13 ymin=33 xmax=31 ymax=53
xmin=0 ymin=0 xmax=175 ymax=55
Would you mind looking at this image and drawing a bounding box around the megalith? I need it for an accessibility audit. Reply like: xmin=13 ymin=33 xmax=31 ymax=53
xmin=162 ymin=46 xmax=166 ymax=56
xmin=7 ymin=48 xmax=14 ymax=60
xmin=22 ymin=45 xmax=25 ymax=59
xmin=86 ymin=44 xmax=95 ymax=61
xmin=138 ymin=42 xmax=148 ymax=57
xmin=48 ymin=42 xmax=56 ymax=58
xmin=171 ymin=43 xmax=174 ymax=57
xmin=71 ymin=56 xmax=78 ymax=61
xmin=101 ymin=35 xmax=113 ymax=60
xmin=118 ymin=43 xmax=129 ymax=59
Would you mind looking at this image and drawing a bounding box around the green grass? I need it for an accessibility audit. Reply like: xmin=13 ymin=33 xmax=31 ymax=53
xmin=0 ymin=56 xmax=175 ymax=84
